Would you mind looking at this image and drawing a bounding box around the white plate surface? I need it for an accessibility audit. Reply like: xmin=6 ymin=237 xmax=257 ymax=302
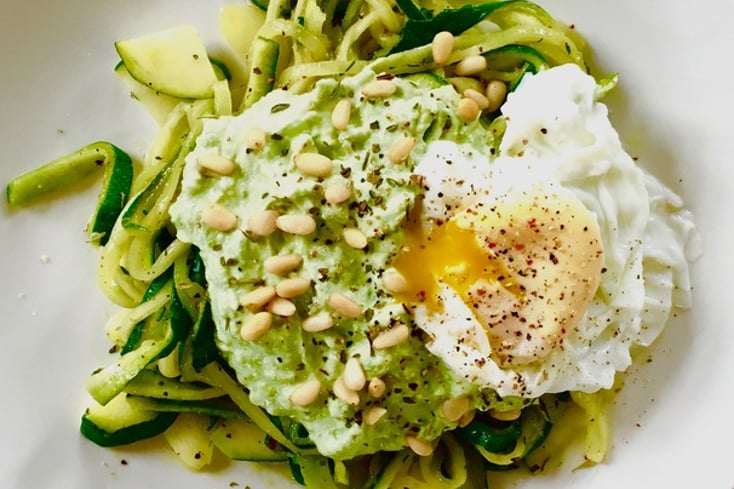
xmin=1 ymin=2 xmax=732 ymax=488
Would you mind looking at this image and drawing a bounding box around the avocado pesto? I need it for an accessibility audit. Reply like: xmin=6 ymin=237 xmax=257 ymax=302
xmin=170 ymin=68 xmax=511 ymax=458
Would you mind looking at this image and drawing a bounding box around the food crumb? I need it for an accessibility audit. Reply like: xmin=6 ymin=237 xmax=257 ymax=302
xmin=17 ymin=292 xmax=27 ymax=300
xmin=40 ymin=254 xmax=50 ymax=264
xmin=120 ymin=459 xmax=128 ymax=466
xmin=228 ymin=483 xmax=238 ymax=488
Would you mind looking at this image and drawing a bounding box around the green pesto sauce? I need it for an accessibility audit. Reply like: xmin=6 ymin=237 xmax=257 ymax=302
xmin=170 ymin=67 xmax=511 ymax=459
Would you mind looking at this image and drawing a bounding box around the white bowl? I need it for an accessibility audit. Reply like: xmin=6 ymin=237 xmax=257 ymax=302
xmin=1 ymin=1 xmax=732 ymax=488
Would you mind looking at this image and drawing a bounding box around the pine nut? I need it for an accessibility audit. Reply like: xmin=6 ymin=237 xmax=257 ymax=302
xmin=454 ymin=55 xmax=487 ymax=76
xmin=458 ymin=410 xmax=476 ymax=428
xmin=368 ymin=378 xmax=386 ymax=398
xmin=302 ymin=311 xmax=334 ymax=332
xmin=387 ymin=136 xmax=416 ymax=164
xmin=268 ymin=297 xmax=296 ymax=317
xmin=382 ymin=268 xmax=408 ymax=293
xmin=240 ymin=286 xmax=276 ymax=310
xmin=343 ymin=227 xmax=368 ymax=249
xmin=432 ymin=31 xmax=454 ymax=65
xmin=264 ymin=254 xmax=303 ymax=275
xmin=276 ymin=277 xmax=311 ymax=298
xmin=328 ymin=293 xmax=362 ymax=318
xmin=462 ymin=88 xmax=490 ymax=110
xmin=372 ymin=324 xmax=410 ymax=349
xmin=331 ymin=98 xmax=352 ymax=130
xmin=365 ymin=407 xmax=387 ymax=426
xmin=441 ymin=397 xmax=471 ymax=422
xmin=333 ymin=377 xmax=360 ymax=405
xmin=324 ymin=183 xmax=351 ymax=204
xmin=457 ymin=97 xmax=480 ymax=122
xmin=489 ymin=408 xmax=521 ymax=421
xmin=276 ymin=214 xmax=317 ymax=235
xmin=245 ymin=128 xmax=266 ymax=152
xmin=197 ymin=154 xmax=235 ymax=176
xmin=343 ymin=357 xmax=366 ymax=391
xmin=362 ymin=79 xmax=397 ymax=98
xmin=289 ymin=377 xmax=321 ymax=406
xmin=247 ymin=209 xmax=279 ymax=236
xmin=406 ymin=436 xmax=434 ymax=457
xmin=295 ymin=152 xmax=333 ymax=178
xmin=239 ymin=312 xmax=272 ymax=341
xmin=485 ymin=80 xmax=508 ymax=112
xmin=201 ymin=203 xmax=238 ymax=232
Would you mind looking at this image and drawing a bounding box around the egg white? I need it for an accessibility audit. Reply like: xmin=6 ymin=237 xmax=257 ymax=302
xmin=411 ymin=65 xmax=699 ymax=398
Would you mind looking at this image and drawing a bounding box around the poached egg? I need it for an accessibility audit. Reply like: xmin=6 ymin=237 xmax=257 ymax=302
xmin=392 ymin=64 xmax=699 ymax=398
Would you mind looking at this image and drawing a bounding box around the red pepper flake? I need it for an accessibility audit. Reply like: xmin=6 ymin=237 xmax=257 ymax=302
xmin=266 ymin=435 xmax=279 ymax=450
xmin=527 ymin=218 xmax=537 ymax=228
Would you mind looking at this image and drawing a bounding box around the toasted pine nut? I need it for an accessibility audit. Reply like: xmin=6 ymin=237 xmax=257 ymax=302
xmin=324 ymin=183 xmax=351 ymax=204
xmin=333 ymin=377 xmax=360 ymax=405
xmin=489 ymin=408 xmax=521 ymax=422
xmin=343 ymin=227 xmax=368 ymax=249
xmin=239 ymin=312 xmax=272 ymax=341
xmin=485 ymin=80 xmax=508 ymax=112
xmin=247 ymin=210 xmax=279 ymax=236
xmin=295 ymin=152 xmax=333 ymax=178
xmin=462 ymin=88 xmax=490 ymax=110
xmin=331 ymin=98 xmax=352 ymax=131
xmin=197 ymin=154 xmax=235 ymax=176
xmin=365 ymin=407 xmax=387 ymax=426
xmin=387 ymin=136 xmax=416 ymax=164
xmin=289 ymin=377 xmax=321 ymax=406
xmin=372 ymin=324 xmax=410 ymax=349
xmin=382 ymin=268 xmax=408 ymax=293
xmin=302 ymin=311 xmax=334 ymax=332
xmin=406 ymin=436 xmax=434 ymax=457
xmin=276 ymin=214 xmax=317 ymax=235
xmin=432 ymin=31 xmax=454 ymax=65
xmin=245 ymin=128 xmax=266 ymax=152
xmin=368 ymin=378 xmax=386 ymax=398
xmin=276 ymin=277 xmax=311 ymax=298
xmin=264 ymin=254 xmax=303 ymax=275
xmin=201 ymin=203 xmax=238 ymax=232
xmin=268 ymin=297 xmax=296 ymax=317
xmin=362 ymin=79 xmax=396 ymax=98
xmin=454 ymin=55 xmax=487 ymax=76
xmin=240 ymin=286 xmax=276 ymax=310
xmin=441 ymin=397 xmax=471 ymax=422
xmin=457 ymin=97 xmax=480 ymax=122
xmin=343 ymin=357 xmax=366 ymax=391
xmin=328 ymin=293 xmax=362 ymax=318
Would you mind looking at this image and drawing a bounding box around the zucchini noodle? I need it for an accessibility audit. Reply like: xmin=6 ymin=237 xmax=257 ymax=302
xmin=73 ymin=0 xmax=612 ymax=487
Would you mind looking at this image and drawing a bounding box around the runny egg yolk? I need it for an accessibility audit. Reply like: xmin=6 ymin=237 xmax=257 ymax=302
xmin=392 ymin=186 xmax=605 ymax=365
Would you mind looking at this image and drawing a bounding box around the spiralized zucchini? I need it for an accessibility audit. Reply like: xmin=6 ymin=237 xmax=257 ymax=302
xmin=70 ymin=0 xmax=614 ymax=487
